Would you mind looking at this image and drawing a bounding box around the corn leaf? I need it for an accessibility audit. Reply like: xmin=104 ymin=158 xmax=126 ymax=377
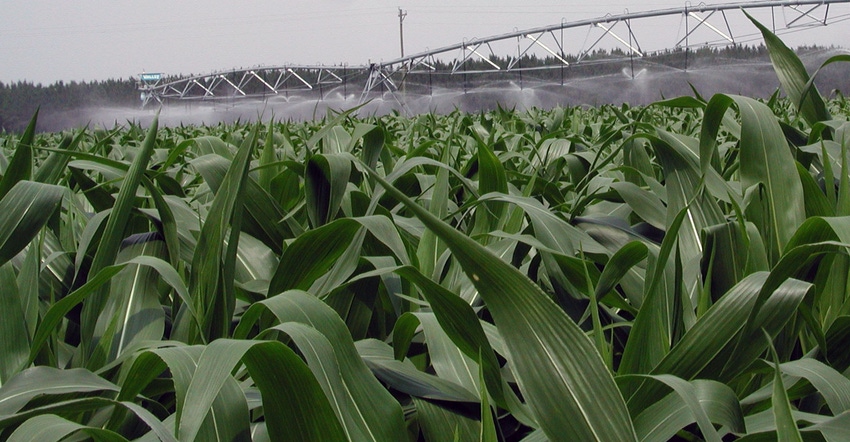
xmin=81 ymin=115 xmax=159 ymax=360
xmin=356 ymin=339 xmax=480 ymax=403
xmin=147 ymin=344 xmax=250 ymax=442
xmin=630 ymin=378 xmax=744 ymax=442
xmin=189 ymin=125 xmax=257 ymax=341
xmin=0 ymin=111 xmax=36 ymax=200
xmin=368 ymin=167 xmax=637 ymax=441
xmin=91 ymin=234 xmax=168 ymax=364
xmin=766 ymin=338 xmax=804 ymax=442
xmin=266 ymin=322 xmax=395 ymax=442
xmin=414 ymin=398 xmax=481 ymax=442
xmin=0 ymin=263 xmax=26 ymax=385
xmin=779 ymin=358 xmax=850 ymax=414
xmin=33 ymin=131 xmax=81 ymax=185
xmin=7 ymin=414 xmax=127 ymax=442
xmin=747 ymin=13 xmax=830 ymax=126
xmin=305 ymin=153 xmax=351 ymax=227
xmin=704 ymin=94 xmax=806 ymax=262
xmin=0 ymin=181 xmax=64 ymax=267
xmin=241 ymin=341 xmax=348 ymax=441
xmin=235 ymin=290 xmax=407 ymax=441
xmin=0 ymin=366 xmax=118 ymax=416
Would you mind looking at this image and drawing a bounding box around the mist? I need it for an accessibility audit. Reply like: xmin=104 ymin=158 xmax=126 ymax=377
xmin=37 ymin=50 xmax=849 ymax=132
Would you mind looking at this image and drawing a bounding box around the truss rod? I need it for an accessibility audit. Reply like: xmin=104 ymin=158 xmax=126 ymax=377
xmin=525 ymin=33 xmax=571 ymax=65
xmin=219 ymin=75 xmax=246 ymax=96
xmin=287 ymin=68 xmax=313 ymax=89
xmin=787 ymin=3 xmax=829 ymax=26
xmin=470 ymin=47 xmax=502 ymax=70
xmin=250 ymin=71 xmax=277 ymax=93
xmin=594 ymin=23 xmax=643 ymax=56
xmin=192 ymin=79 xmax=214 ymax=97
xmin=688 ymin=11 xmax=735 ymax=43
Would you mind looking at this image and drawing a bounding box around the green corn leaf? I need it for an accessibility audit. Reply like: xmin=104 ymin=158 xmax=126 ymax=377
xmin=801 ymin=55 xmax=850 ymax=116
xmin=621 ymin=374 xmax=743 ymax=442
xmin=303 ymin=107 xmax=361 ymax=152
xmin=416 ymin=313 xmax=481 ymax=398
xmin=766 ymin=335 xmax=804 ymax=442
xmin=189 ymin=125 xmax=257 ymax=341
xmin=619 ymin=206 xmax=690 ymax=375
xmin=393 ymin=266 xmax=508 ymax=409
xmin=267 ymin=218 xmax=361 ymax=295
xmin=140 ymin=175 xmax=182 ymax=269
xmin=778 ymin=358 xmax=850 ymax=414
xmin=174 ymin=339 xmax=345 ymax=442
xmin=68 ymin=165 xmax=115 ymax=212
xmin=479 ymin=350 xmax=498 ymax=442
xmin=416 ymin=142 xmax=452 ymax=280
xmin=81 ymin=115 xmax=159 ymax=360
xmin=703 ymin=94 xmax=805 ymax=262
xmin=343 ymin=123 xmax=378 ymax=152
xmin=235 ymin=290 xmax=406 ymax=441
xmin=0 ymin=110 xmax=36 ymax=201
xmin=630 ymin=377 xmax=744 ymax=442
xmin=797 ymin=161 xmax=834 ymax=218
xmin=651 ymin=132 xmax=725 ymax=303
xmin=357 ymin=339 xmax=480 ymax=403
xmin=191 ymin=136 xmax=235 ymax=158
xmin=594 ymin=240 xmax=649 ymax=300
xmin=29 ymin=257 xmax=196 ymax=366
xmin=0 ymin=262 xmax=26 ymax=384
xmin=625 ymin=272 xmax=811 ymax=411
xmin=477 ymin=193 xmax=607 ymax=255
xmin=241 ymin=341 xmax=348 ymax=442
xmin=701 ymin=221 xmax=769 ymax=302
xmin=391 ymin=312 xmax=420 ymax=362
xmin=610 ymin=181 xmax=666 ymax=230
xmin=17 ymin=239 xmax=40 ymax=339
xmin=414 ymin=398 xmax=481 ymax=442
xmin=146 ymin=344 xmax=251 ymax=442
xmin=266 ymin=322 xmax=397 ymax=442
xmin=476 ymin=139 xmax=508 ymax=231
xmin=7 ymin=414 xmax=127 ymax=442
xmin=361 ymin=125 xmax=385 ymax=170
xmin=33 ymin=130 xmax=82 ymax=185
xmin=0 ymin=366 xmax=119 ymax=416
xmin=747 ymin=12 xmax=830 ymax=126
xmin=191 ymin=153 xmax=289 ymax=254
xmin=800 ymin=411 xmax=850 ymax=442
xmin=367 ymin=167 xmax=637 ymax=441
xmin=0 ymin=181 xmax=64 ymax=268
xmin=231 ymin=231 xmax=278 ymax=285
xmin=259 ymin=120 xmax=278 ymax=190
xmin=91 ymin=234 xmax=168 ymax=364
xmin=0 ymin=397 xmax=175 ymax=440
xmin=305 ymin=153 xmax=351 ymax=227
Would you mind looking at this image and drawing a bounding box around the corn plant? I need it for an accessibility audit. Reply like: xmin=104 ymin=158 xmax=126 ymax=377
xmin=1 ymin=19 xmax=850 ymax=441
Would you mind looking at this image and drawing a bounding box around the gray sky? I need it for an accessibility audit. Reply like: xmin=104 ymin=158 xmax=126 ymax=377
xmin=2 ymin=0 xmax=848 ymax=84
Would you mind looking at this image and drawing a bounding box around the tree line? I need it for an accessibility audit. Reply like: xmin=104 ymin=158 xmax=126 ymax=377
xmin=1 ymin=44 xmax=847 ymax=133
xmin=0 ymin=78 xmax=138 ymax=133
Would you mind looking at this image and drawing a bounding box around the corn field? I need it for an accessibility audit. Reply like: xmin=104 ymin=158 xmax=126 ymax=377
xmin=1 ymin=18 xmax=850 ymax=441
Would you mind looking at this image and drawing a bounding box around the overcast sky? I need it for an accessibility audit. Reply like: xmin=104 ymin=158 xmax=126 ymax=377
xmin=2 ymin=0 xmax=848 ymax=84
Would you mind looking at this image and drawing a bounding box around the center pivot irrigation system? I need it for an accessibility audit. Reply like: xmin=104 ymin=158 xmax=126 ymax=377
xmin=138 ymin=0 xmax=850 ymax=107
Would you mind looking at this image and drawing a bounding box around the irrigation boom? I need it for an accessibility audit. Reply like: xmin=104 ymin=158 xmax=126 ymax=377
xmin=138 ymin=0 xmax=850 ymax=107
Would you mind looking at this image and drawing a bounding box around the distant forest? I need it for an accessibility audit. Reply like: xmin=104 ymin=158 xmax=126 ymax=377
xmin=1 ymin=44 xmax=848 ymax=132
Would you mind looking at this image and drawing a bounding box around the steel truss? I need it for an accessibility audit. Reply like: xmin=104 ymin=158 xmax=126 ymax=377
xmin=140 ymin=66 xmax=355 ymax=107
xmin=140 ymin=0 xmax=850 ymax=107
